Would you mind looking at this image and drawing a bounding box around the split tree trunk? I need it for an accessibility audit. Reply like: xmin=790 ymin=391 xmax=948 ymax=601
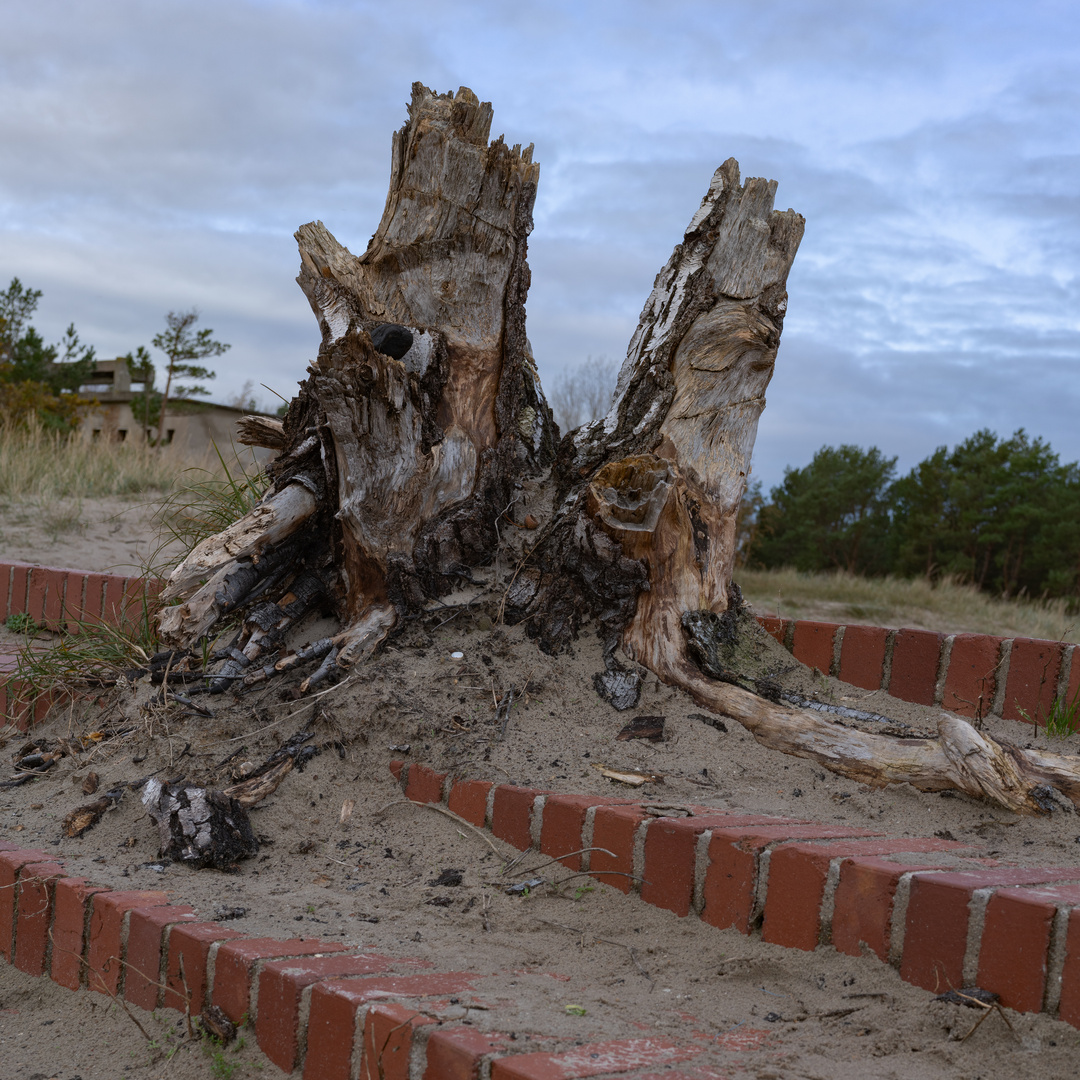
xmin=158 ymin=82 xmax=1080 ymax=817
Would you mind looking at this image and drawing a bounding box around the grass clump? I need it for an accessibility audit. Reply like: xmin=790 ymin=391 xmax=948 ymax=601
xmin=12 ymin=442 xmax=269 ymax=701
xmin=0 ymin=419 xmax=200 ymax=501
xmin=152 ymin=444 xmax=268 ymax=569
xmin=1027 ymin=690 xmax=1080 ymax=740
xmin=738 ymin=567 xmax=1080 ymax=644
xmin=14 ymin=599 xmax=158 ymax=690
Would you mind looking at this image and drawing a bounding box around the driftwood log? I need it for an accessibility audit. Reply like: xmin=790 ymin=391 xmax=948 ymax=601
xmin=157 ymin=82 xmax=1080 ymax=816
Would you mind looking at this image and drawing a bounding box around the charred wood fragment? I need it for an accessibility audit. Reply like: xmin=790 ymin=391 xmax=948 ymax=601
xmin=142 ymin=779 xmax=259 ymax=869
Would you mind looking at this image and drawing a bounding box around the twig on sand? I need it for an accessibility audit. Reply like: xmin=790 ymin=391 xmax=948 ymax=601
xmin=955 ymin=990 xmax=1018 ymax=1043
xmin=506 ymin=848 xmax=617 ymax=877
xmin=375 ymin=798 xmax=502 ymax=859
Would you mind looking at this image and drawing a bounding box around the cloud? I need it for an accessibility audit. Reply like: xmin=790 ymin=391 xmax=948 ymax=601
xmin=1 ymin=0 xmax=1078 ymax=484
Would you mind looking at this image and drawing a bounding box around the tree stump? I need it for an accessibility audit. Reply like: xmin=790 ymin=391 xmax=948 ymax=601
xmin=158 ymin=83 xmax=1080 ymax=817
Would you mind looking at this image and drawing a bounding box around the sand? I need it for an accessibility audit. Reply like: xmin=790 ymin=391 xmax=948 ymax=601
xmin=1 ymin=498 xmax=1079 ymax=1079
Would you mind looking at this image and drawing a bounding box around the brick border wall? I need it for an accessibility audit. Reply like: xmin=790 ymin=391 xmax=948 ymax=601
xmin=5 ymin=770 xmax=1080 ymax=1075
xmin=0 ymin=562 xmax=154 ymax=728
xmin=396 ymin=761 xmax=1080 ymax=1029
xmin=3 ymin=562 xmax=1075 ymax=732
xmin=0 ymin=838 xmax=764 ymax=1079
xmin=756 ymin=615 xmax=1079 ymax=728
xmin=6 ymin=761 xmax=1080 ymax=1078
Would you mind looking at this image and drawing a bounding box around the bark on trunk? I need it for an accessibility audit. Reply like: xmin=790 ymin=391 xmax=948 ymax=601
xmin=156 ymin=82 xmax=1080 ymax=817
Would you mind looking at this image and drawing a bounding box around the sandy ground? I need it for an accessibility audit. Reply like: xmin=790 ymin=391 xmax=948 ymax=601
xmin=0 ymin=495 xmax=171 ymax=577
xmin=2 ymin=499 xmax=1080 ymax=1078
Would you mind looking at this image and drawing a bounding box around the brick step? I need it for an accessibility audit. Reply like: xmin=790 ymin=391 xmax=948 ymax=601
xmin=0 ymin=561 xmax=157 ymax=727
xmin=758 ymin=616 xmax=1080 ymax=728
xmin=0 ymin=838 xmax=735 ymax=1079
xmin=393 ymin=761 xmax=1080 ymax=1031
xmin=5 ymin=561 xmax=1075 ymax=736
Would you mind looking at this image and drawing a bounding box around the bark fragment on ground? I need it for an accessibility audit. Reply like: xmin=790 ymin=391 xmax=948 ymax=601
xmin=141 ymin=779 xmax=259 ymax=869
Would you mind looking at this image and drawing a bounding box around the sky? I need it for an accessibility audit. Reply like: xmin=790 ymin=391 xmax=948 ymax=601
xmin=2 ymin=0 xmax=1078 ymax=490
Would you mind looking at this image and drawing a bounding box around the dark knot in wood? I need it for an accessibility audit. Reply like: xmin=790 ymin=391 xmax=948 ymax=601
xmin=370 ymin=322 xmax=414 ymax=359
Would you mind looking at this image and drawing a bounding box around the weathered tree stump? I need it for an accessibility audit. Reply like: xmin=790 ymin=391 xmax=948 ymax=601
xmin=157 ymin=82 xmax=1080 ymax=817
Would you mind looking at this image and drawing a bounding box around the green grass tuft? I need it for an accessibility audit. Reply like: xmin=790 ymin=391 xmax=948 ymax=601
xmin=152 ymin=442 xmax=268 ymax=572
xmin=1044 ymin=691 xmax=1080 ymax=739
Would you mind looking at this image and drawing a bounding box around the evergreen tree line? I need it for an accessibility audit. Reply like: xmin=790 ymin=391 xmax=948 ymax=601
xmin=740 ymin=430 xmax=1080 ymax=602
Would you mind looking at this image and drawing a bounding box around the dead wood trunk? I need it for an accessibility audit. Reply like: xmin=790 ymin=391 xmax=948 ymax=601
xmin=156 ymin=82 xmax=1080 ymax=816
xmin=161 ymin=82 xmax=555 ymax=666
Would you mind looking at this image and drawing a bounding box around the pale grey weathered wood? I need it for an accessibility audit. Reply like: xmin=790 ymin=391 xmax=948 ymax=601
xmin=153 ymin=84 xmax=1080 ymax=816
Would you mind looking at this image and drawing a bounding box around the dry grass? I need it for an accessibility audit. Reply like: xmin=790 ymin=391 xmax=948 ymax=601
xmin=153 ymin=443 xmax=268 ymax=569
xmin=737 ymin=567 xmax=1080 ymax=644
xmin=0 ymin=422 xmax=203 ymax=501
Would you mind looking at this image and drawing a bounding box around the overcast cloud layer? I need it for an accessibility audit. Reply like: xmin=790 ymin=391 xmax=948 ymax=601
xmin=2 ymin=0 xmax=1078 ymax=488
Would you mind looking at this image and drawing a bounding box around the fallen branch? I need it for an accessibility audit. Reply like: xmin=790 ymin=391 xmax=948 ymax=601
xmin=375 ymin=798 xmax=503 ymax=859
xmin=668 ymin=651 xmax=1080 ymax=816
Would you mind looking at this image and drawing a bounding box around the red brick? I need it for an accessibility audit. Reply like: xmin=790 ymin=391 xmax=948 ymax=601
xmin=0 ymin=848 xmax=54 ymax=961
xmin=0 ymin=563 xmax=12 ymax=620
xmin=1060 ymin=908 xmax=1080 ymax=1029
xmin=888 ymin=628 xmax=944 ymax=705
xmin=41 ymin=569 xmax=67 ymax=630
xmin=590 ymin=805 xmax=649 ymax=893
xmin=976 ymin=883 xmax=1080 ymax=1012
xmin=86 ymin=890 xmax=168 ymax=997
xmin=8 ymin=564 xmax=29 ymax=619
xmin=1003 ymin=637 xmax=1065 ymax=724
xmin=124 ymin=905 xmax=197 ymax=1011
xmin=50 ymin=878 xmax=109 ymax=990
xmin=423 ymin=1027 xmax=508 ymax=1080
xmin=6 ymin=679 xmax=33 ymax=730
xmin=942 ymin=634 xmax=1004 ymax=718
xmin=756 ymin=615 xmax=789 ymax=646
xmin=163 ymin=921 xmax=245 ymax=1014
xmin=257 ymin=953 xmax=398 ymax=1073
xmin=447 ymin=779 xmax=493 ymax=827
xmin=490 ymin=1038 xmax=702 ymax=1080
xmin=13 ymin=860 xmax=65 ymax=976
xmin=491 ymin=785 xmax=543 ymax=851
xmin=211 ymin=937 xmax=347 ymax=1024
xmin=832 ymin=856 xmax=959 ymax=963
xmin=33 ymin=687 xmax=63 ymax=725
xmin=761 ymin=839 xmax=962 ymax=951
xmin=1065 ymin=648 xmax=1080 ymax=723
xmin=790 ymin=621 xmax=839 ymax=675
xmin=304 ymin=974 xmax=478 ymax=1080
xmin=541 ymin=795 xmax=626 ymax=871
xmin=26 ymin=566 xmax=49 ymax=623
xmin=641 ymin=814 xmax=785 ymax=917
xmin=389 ymin=759 xmax=406 ymax=782
xmin=102 ymin=574 xmax=128 ymax=626
xmin=838 ymin=624 xmax=889 ymax=690
xmin=405 ymin=763 xmax=447 ymax=804
xmin=122 ymin=577 xmax=149 ymax=624
xmin=81 ymin=572 xmax=108 ymax=625
xmin=901 ymin=868 xmax=1080 ymax=992
xmin=701 ymin=825 xmax=873 ymax=934
xmin=59 ymin=571 xmax=86 ymax=627
xmin=360 ymin=1002 xmax=434 ymax=1080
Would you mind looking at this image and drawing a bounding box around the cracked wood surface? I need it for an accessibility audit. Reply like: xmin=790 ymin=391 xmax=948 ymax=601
xmin=151 ymin=82 xmax=1080 ymax=816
